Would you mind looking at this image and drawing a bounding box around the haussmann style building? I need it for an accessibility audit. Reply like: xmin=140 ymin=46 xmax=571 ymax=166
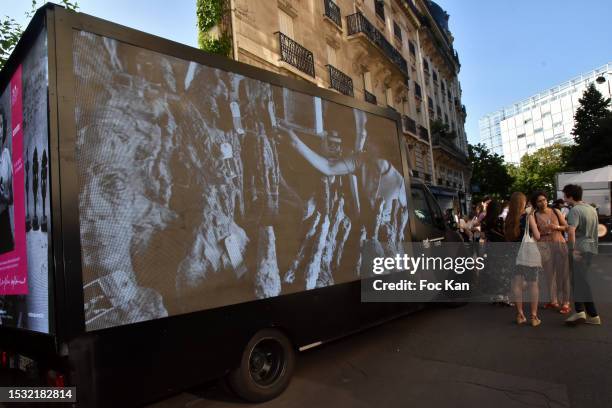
xmin=208 ymin=0 xmax=470 ymax=212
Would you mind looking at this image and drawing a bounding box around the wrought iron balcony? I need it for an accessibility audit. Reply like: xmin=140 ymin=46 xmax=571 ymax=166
xmin=402 ymin=115 xmax=417 ymax=135
xmin=431 ymin=134 xmax=468 ymax=164
xmin=375 ymin=0 xmax=385 ymax=20
xmin=346 ymin=12 xmax=409 ymax=78
xmin=418 ymin=125 xmax=430 ymax=142
xmin=323 ymin=0 xmax=342 ymax=28
xmin=364 ymin=90 xmax=377 ymax=104
xmin=327 ymin=65 xmax=354 ymax=97
xmin=278 ymin=32 xmax=315 ymax=78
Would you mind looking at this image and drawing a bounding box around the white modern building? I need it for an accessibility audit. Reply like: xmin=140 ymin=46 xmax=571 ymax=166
xmin=479 ymin=62 xmax=612 ymax=163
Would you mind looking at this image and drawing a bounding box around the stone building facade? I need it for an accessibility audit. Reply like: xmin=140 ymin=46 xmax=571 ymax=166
xmin=220 ymin=0 xmax=470 ymax=212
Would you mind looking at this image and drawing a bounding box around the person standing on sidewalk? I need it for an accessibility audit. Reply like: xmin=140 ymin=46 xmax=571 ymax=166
xmin=531 ymin=191 xmax=571 ymax=314
xmin=563 ymin=184 xmax=601 ymax=326
xmin=505 ymin=192 xmax=542 ymax=326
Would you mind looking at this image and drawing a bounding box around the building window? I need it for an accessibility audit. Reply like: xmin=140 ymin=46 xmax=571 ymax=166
xmin=278 ymin=9 xmax=295 ymax=39
xmin=375 ymin=0 xmax=385 ymax=21
xmin=409 ymin=40 xmax=416 ymax=56
xmin=393 ymin=21 xmax=402 ymax=41
xmin=423 ymin=58 xmax=429 ymax=73
xmin=326 ymin=43 xmax=337 ymax=67
xmin=386 ymin=87 xmax=394 ymax=108
xmin=414 ymin=82 xmax=422 ymax=99
xmin=323 ymin=0 xmax=342 ymax=28
xmin=517 ymin=133 xmax=526 ymax=139
xmin=363 ymin=71 xmax=372 ymax=92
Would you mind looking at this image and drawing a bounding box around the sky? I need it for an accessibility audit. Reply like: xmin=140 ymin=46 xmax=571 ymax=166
xmin=2 ymin=0 xmax=611 ymax=144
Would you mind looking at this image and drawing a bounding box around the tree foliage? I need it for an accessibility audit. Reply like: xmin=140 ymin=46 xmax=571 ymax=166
xmin=196 ymin=0 xmax=224 ymax=33
xmin=565 ymin=83 xmax=612 ymax=170
xmin=468 ymin=143 xmax=513 ymax=200
xmin=430 ymin=118 xmax=456 ymax=140
xmin=1 ymin=0 xmax=78 ymax=70
xmin=196 ymin=0 xmax=231 ymax=56
xmin=510 ymin=143 xmax=566 ymax=200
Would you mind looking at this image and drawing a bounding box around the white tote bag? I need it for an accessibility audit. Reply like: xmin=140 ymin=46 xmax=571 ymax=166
xmin=516 ymin=214 xmax=542 ymax=267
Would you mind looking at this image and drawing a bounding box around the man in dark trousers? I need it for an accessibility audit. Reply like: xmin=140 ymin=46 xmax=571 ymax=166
xmin=563 ymin=184 xmax=601 ymax=325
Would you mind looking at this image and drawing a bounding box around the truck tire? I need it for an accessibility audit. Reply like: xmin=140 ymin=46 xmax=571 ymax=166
xmin=228 ymin=329 xmax=295 ymax=402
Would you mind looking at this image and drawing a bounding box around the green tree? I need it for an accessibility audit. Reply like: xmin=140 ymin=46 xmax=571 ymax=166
xmin=196 ymin=0 xmax=232 ymax=57
xmin=430 ymin=118 xmax=456 ymax=141
xmin=510 ymin=143 xmax=566 ymax=200
xmin=1 ymin=1 xmax=78 ymax=70
xmin=565 ymin=83 xmax=612 ymax=170
xmin=468 ymin=143 xmax=513 ymax=200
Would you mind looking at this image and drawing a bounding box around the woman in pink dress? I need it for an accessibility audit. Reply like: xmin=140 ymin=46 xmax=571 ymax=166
xmin=531 ymin=191 xmax=571 ymax=314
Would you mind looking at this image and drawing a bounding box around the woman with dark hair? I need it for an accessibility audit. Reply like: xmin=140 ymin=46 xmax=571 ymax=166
xmin=0 ymin=108 xmax=15 ymax=254
xmin=505 ymin=192 xmax=542 ymax=326
xmin=481 ymin=200 xmax=504 ymax=242
xmin=480 ymin=200 xmax=510 ymax=304
xmin=531 ymin=191 xmax=570 ymax=314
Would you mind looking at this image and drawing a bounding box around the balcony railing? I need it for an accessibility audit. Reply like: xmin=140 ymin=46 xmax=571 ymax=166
xmin=375 ymin=0 xmax=385 ymax=20
xmin=432 ymin=134 xmax=468 ymax=163
xmin=346 ymin=12 xmax=408 ymax=77
xmin=323 ymin=0 xmax=342 ymax=28
xmin=327 ymin=65 xmax=354 ymax=97
xmin=418 ymin=125 xmax=430 ymax=142
xmin=278 ymin=32 xmax=315 ymax=78
xmin=402 ymin=115 xmax=417 ymax=135
xmin=364 ymin=90 xmax=377 ymax=104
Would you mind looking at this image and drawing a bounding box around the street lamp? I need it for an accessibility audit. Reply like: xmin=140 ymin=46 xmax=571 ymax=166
xmin=595 ymin=73 xmax=611 ymax=97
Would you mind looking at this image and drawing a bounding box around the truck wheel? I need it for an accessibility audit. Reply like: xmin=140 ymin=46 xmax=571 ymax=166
xmin=228 ymin=329 xmax=295 ymax=402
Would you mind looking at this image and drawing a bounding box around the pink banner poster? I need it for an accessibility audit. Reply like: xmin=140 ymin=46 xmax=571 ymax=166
xmin=0 ymin=65 xmax=28 ymax=294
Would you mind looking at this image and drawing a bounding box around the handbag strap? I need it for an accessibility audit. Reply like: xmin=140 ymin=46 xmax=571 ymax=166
xmin=523 ymin=213 xmax=531 ymax=239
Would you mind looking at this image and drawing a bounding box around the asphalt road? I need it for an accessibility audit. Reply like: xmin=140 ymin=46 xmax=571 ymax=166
xmin=150 ymin=296 xmax=612 ymax=407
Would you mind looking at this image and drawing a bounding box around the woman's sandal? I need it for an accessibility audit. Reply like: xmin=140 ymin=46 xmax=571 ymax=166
xmin=559 ymin=305 xmax=571 ymax=314
xmin=530 ymin=316 xmax=542 ymax=327
xmin=543 ymin=302 xmax=560 ymax=310
xmin=516 ymin=314 xmax=527 ymax=325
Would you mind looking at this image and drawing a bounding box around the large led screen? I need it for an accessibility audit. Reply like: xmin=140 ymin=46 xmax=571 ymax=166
xmin=73 ymin=31 xmax=409 ymax=331
xmin=0 ymin=29 xmax=51 ymax=333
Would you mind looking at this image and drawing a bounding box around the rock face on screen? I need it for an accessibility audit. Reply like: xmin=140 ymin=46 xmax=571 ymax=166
xmin=73 ymin=31 xmax=409 ymax=331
